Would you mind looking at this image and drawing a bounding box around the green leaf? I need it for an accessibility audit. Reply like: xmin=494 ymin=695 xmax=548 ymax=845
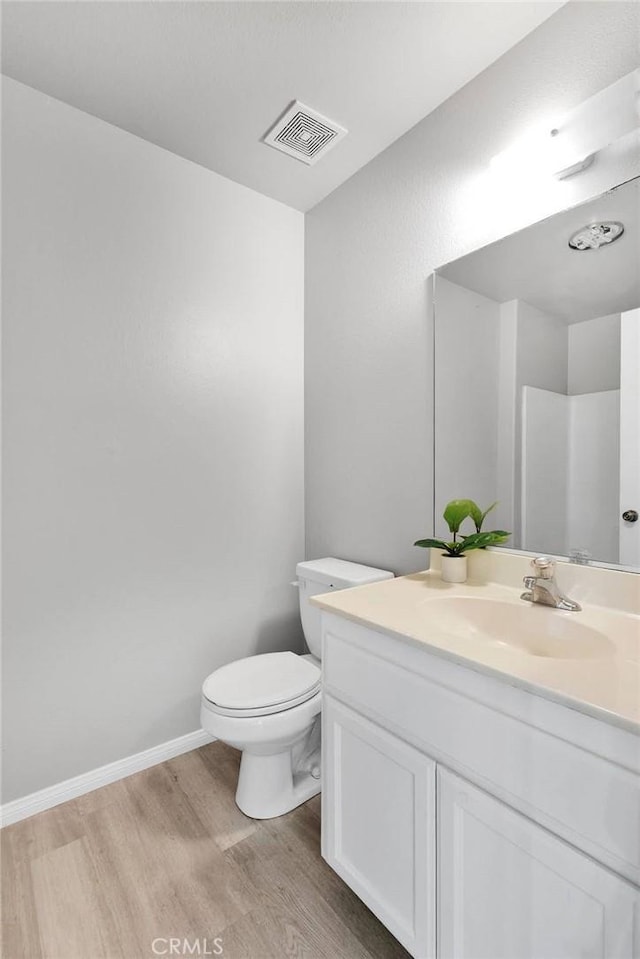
xmin=443 ymin=499 xmax=476 ymax=535
xmin=456 ymin=530 xmax=511 ymax=554
xmin=468 ymin=501 xmax=483 ymax=531
xmin=478 ymin=501 xmax=498 ymax=531
xmin=413 ymin=538 xmax=462 ymax=557
xmin=467 ymin=500 xmax=499 ymax=531
xmin=414 ymin=538 xmax=448 ymax=551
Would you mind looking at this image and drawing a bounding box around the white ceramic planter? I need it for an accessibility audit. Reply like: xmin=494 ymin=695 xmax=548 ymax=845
xmin=440 ymin=554 xmax=467 ymax=584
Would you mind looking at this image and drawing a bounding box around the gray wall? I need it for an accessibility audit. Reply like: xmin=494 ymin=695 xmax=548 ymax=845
xmin=568 ymin=314 xmax=621 ymax=395
xmin=2 ymin=79 xmax=305 ymax=803
xmin=433 ymin=276 xmax=500 ymax=537
xmin=513 ymin=301 xmax=568 ymax=544
xmin=305 ymin=1 xmax=640 ymax=575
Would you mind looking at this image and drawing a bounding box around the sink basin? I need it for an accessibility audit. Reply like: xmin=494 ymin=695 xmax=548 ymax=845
xmin=421 ymin=596 xmax=615 ymax=660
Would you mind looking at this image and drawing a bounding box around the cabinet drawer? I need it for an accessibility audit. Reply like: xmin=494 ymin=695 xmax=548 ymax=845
xmin=323 ymin=615 xmax=640 ymax=885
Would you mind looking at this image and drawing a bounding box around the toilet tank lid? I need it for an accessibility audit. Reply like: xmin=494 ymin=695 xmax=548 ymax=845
xmin=296 ymin=557 xmax=394 ymax=589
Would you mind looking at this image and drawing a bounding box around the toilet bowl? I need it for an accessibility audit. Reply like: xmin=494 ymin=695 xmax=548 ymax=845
xmin=201 ymin=651 xmax=322 ymax=819
xmin=200 ymin=558 xmax=394 ymax=819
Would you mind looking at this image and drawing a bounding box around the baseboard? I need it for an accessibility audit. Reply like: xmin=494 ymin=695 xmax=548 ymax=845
xmin=1 ymin=728 xmax=215 ymax=828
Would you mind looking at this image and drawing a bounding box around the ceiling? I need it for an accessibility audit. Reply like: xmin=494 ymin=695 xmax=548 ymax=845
xmin=439 ymin=176 xmax=640 ymax=323
xmin=1 ymin=1 xmax=565 ymax=212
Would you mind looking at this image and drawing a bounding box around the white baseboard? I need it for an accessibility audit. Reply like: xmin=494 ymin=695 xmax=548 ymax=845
xmin=1 ymin=728 xmax=215 ymax=828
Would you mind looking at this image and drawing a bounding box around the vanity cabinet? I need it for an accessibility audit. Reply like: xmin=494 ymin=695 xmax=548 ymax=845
xmin=320 ymin=612 xmax=640 ymax=959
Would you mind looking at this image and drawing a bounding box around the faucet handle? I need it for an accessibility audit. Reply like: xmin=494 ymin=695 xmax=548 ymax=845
xmin=531 ymin=556 xmax=555 ymax=579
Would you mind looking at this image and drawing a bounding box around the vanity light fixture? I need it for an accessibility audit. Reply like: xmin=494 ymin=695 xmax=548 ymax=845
xmin=568 ymin=221 xmax=625 ymax=251
xmin=489 ymin=125 xmax=594 ymax=182
xmin=490 ymin=68 xmax=639 ymax=181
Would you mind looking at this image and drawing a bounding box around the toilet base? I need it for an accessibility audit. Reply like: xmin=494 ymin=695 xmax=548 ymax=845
xmin=235 ymin=749 xmax=321 ymax=820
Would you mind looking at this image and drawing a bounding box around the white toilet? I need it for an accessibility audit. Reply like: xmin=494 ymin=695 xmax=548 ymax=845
xmin=200 ymin=558 xmax=393 ymax=819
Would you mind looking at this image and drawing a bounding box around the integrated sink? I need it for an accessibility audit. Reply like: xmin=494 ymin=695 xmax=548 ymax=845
xmin=421 ymin=596 xmax=615 ymax=660
xmin=311 ymin=565 xmax=639 ymax=728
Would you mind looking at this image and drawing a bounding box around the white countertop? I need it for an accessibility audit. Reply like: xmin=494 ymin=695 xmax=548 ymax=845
xmin=311 ymin=570 xmax=640 ymax=733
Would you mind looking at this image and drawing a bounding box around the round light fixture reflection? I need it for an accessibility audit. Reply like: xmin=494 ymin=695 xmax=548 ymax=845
xmin=568 ymin=221 xmax=624 ymax=251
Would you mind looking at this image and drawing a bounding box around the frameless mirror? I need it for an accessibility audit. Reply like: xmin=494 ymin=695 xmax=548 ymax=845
xmin=433 ymin=176 xmax=640 ymax=571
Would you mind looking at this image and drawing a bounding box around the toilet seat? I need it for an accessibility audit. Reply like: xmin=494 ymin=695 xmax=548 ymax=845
xmin=202 ymin=651 xmax=321 ymax=718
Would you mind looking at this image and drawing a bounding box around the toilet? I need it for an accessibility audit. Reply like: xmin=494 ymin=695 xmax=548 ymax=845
xmin=200 ymin=558 xmax=394 ymax=819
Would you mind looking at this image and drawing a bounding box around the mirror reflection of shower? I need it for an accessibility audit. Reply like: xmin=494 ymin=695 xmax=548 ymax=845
xmin=434 ymin=177 xmax=640 ymax=571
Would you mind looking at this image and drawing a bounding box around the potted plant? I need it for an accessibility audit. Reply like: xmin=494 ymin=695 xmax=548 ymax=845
xmin=414 ymin=499 xmax=510 ymax=583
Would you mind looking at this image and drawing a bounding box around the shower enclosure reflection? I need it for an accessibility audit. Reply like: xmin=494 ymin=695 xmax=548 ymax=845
xmin=433 ymin=177 xmax=640 ymax=570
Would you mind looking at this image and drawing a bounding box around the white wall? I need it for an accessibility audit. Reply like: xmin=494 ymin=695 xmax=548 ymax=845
xmin=1 ymin=79 xmax=305 ymax=803
xmin=305 ymin=1 xmax=640 ymax=574
xmin=515 ymin=302 xmax=568 ymax=397
xmin=568 ymin=313 xmax=621 ymax=395
xmin=496 ymin=301 xmax=518 ymax=535
xmin=434 ymin=290 xmax=569 ymax=545
xmin=495 ymin=299 xmax=568 ymax=542
xmin=521 ymin=388 xmax=620 ymax=563
xmin=521 ymin=387 xmax=568 ymax=557
xmin=434 ymin=277 xmax=500 ymax=538
xmin=513 ymin=300 xmax=568 ymax=541
xmin=568 ymin=391 xmax=620 ymax=564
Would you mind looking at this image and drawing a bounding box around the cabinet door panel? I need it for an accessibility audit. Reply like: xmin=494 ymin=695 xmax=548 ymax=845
xmin=438 ymin=768 xmax=640 ymax=959
xmin=322 ymin=696 xmax=435 ymax=958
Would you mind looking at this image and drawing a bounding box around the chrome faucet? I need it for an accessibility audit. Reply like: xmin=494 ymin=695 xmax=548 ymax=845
xmin=521 ymin=557 xmax=581 ymax=611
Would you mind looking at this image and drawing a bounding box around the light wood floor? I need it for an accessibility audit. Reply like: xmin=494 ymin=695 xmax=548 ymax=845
xmin=2 ymin=741 xmax=409 ymax=959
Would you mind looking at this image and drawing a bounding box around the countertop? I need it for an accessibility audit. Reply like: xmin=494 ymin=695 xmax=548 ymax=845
xmin=311 ymin=570 xmax=640 ymax=733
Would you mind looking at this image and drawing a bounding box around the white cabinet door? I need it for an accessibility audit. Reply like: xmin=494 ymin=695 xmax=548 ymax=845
xmin=438 ymin=768 xmax=640 ymax=959
xmin=322 ymin=695 xmax=436 ymax=958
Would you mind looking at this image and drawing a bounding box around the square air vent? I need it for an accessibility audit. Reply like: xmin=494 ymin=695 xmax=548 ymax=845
xmin=263 ymin=101 xmax=347 ymax=166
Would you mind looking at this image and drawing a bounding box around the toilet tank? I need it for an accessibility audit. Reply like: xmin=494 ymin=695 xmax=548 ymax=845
xmin=295 ymin=558 xmax=394 ymax=660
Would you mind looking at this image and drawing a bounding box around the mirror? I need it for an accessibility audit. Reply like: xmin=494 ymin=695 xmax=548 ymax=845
xmin=433 ymin=176 xmax=640 ymax=571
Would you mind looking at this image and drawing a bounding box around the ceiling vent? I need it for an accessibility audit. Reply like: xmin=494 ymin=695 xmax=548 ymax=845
xmin=263 ymin=101 xmax=347 ymax=166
